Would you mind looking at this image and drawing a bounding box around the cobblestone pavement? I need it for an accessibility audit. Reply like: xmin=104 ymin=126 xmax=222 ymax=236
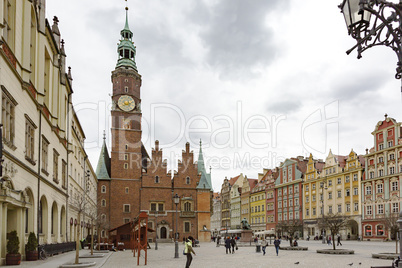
xmin=12 ymin=240 xmax=398 ymax=268
xmin=102 ymin=240 xmax=396 ymax=268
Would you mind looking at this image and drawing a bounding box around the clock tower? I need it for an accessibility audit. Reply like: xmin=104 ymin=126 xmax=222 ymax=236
xmin=109 ymin=5 xmax=144 ymax=227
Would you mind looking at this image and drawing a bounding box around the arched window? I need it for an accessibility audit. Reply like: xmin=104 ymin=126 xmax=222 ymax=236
xmin=364 ymin=225 xmax=372 ymax=236
xmin=101 ymin=185 xmax=106 ymax=193
xmin=376 ymin=224 xmax=384 ymax=236
xmin=101 ymin=214 xmax=106 ymax=221
xmin=186 ymin=177 xmax=190 ymax=184
xmin=184 ymin=202 xmax=191 ymax=212
xmin=155 ymin=176 xmax=159 ymax=183
xmin=101 ymin=199 xmax=106 ymax=207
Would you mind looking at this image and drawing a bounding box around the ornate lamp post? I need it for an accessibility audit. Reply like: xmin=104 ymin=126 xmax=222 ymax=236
xmin=339 ymin=0 xmax=402 ymax=89
xmin=173 ymin=193 xmax=180 ymax=258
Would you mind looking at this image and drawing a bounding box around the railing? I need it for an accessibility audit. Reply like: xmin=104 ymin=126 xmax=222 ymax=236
xmin=40 ymin=242 xmax=75 ymax=256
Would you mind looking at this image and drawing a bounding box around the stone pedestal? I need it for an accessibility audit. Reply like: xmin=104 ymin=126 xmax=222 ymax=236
xmin=240 ymin=230 xmax=253 ymax=243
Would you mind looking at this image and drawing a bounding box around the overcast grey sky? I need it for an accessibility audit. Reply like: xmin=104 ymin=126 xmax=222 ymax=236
xmin=46 ymin=0 xmax=401 ymax=192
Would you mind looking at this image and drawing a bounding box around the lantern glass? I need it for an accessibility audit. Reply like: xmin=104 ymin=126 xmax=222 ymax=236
xmin=173 ymin=194 xmax=180 ymax=204
xmin=340 ymin=0 xmax=371 ymax=28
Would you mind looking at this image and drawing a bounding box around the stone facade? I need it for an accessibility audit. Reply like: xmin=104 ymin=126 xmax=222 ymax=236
xmin=0 ymin=1 xmax=97 ymax=264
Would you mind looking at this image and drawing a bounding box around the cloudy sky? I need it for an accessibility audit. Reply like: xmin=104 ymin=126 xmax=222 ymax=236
xmin=46 ymin=0 xmax=401 ymax=192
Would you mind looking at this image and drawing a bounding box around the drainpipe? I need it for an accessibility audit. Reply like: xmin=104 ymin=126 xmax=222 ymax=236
xmin=66 ymin=92 xmax=72 ymax=242
xmin=37 ymin=110 xmax=42 ymax=238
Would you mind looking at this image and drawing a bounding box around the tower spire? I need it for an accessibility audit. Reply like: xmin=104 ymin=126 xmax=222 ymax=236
xmin=116 ymin=0 xmax=138 ymax=70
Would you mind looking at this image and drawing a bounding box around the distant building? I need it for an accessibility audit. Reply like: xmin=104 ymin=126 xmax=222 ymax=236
xmin=211 ymin=193 xmax=221 ymax=237
xmin=362 ymin=114 xmax=401 ymax=240
xmin=250 ymin=178 xmax=266 ymax=232
xmin=240 ymin=177 xmax=258 ymax=225
xmin=276 ymin=157 xmax=307 ymax=237
xmin=230 ymin=174 xmax=245 ymax=230
xmin=265 ymin=169 xmax=278 ymax=231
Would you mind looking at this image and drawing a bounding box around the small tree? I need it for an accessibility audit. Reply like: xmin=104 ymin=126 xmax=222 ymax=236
xmin=379 ymin=212 xmax=399 ymax=254
xmin=7 ymin=230 xmax=20 ymax=254
xmin=26 ymin=232 xmax=38 ymax=252
xmin=70 ymin=193 xmax=86 ymax=264
xmin=276 ymin=220 xmax=303 ymax=246
xmin=317 ymin=213 xmax=349 ymax=250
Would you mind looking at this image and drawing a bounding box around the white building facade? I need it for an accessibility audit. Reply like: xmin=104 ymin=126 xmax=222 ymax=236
xmin=0 ymin=0 xmax=97 ymax=263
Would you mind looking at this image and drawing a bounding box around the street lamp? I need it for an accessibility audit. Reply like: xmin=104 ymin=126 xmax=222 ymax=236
xmin=173 ymin=193 xmax=180 ymax=258
xmin=320 ymin=181 xmax=328 ymax=244
xmin=339 ymin=0 xmax=402 ymax=85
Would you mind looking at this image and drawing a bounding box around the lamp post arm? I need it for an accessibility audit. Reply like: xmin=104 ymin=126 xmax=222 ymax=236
xmin=344 ymin=0 xmax=402 ymax=79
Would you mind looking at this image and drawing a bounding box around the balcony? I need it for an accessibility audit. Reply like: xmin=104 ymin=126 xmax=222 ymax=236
xmin=180 ymin=211 xmax=195 ymax=218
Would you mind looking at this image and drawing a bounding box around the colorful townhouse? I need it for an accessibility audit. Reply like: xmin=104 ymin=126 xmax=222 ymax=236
xmin=240 ymin=176 xmax=258 ymax=225
xmin=265 ymin=169 xmax=278 ymax=231
xmin=230 ymin=174 xmax=245 ymax=230
xmin=211 ymin=193 xmax=221 ymax=237
xmin=362 ymin=114 xmax=402 ymax=240
xmin=302 ymin=154 xmax=325 ymax=238
xmin=250 ymin=177 xmax=266 ymax=233
xmin=276 ymin=157 xmax=307 ymax=236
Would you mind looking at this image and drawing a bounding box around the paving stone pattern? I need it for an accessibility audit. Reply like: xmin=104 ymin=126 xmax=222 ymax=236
xmin=16 ymin=240 xmax=398 ymax=268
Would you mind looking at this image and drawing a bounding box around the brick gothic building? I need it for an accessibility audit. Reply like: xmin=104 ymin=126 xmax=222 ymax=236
xmin=96 ymin=7 xmax=212 ymax=242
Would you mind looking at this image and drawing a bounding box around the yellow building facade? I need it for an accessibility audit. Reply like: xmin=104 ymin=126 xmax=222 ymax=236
xmin=250 ymin=180 xmax=266 ymax=232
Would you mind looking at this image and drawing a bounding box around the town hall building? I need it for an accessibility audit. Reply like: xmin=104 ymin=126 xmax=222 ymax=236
xmin=96 ymin=6 xmax=213 ymax=243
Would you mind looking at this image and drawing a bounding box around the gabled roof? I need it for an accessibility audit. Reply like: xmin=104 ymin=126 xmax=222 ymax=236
xmin=248 ymin=179 xmax=258 ymax=190
xmin=96 ymin=138 xmax=111 ymax=180
xmin=334 ymin=155 xmax=348 ymax=168
xmin=228 ymin=175 xmax=240 ymax=186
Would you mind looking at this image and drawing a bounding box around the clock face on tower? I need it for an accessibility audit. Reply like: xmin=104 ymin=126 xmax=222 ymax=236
xmin=118 ymin=95 xmax=135 ymax=111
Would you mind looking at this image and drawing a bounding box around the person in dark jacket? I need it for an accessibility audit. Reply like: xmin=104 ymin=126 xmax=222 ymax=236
xmin=273 ymin=237 xmax=280 ymax=256
xmin=337 ymin=234 xmax=342 ymax=246
xmin=225 ymin=237 xmax=232 ymax=254
xmin=230 ymin=237 xmax=236 ymax=254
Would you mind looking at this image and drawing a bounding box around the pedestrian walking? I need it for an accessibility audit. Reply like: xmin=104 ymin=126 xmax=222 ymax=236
xmin=225 ymin=237 xmax=232 ymax=254
xmin=262 ymin=238 xmax=268 ymax=256
xmin=327 ymin=235 xmax=332 ymax=245
xmin=273 ymin=237 xmax=280 ymax=256
xmin=230 ymin=237 xmax=236 ymax=254
xmin=337 ymin=234 xmax=342 ymax=246
xmin=184 ymin=236 xmax=196 ymax=268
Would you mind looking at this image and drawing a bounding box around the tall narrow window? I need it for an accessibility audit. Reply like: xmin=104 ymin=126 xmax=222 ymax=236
xmin=3 ymin=0 xmax=16 ymax=50
xmin=2 ymin=89 xmax=16 ymax=147
xmin=53 ymin=149 xmax=59 ymax=183
xmin=62 ymin=160 xmax=67 ymax=189
xmin=25 ymin=115 xmax=36 ymax=164
xmin=186 ymin=177 xmax=190 ymax=184
xmin=41 ymin=137 xmax=49 ymax=174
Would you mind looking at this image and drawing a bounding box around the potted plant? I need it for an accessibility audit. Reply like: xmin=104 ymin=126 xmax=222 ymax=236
xmin=6 ymin=230 xmax=21 ymax=265
xmin=25 ymin=232 xmax=38 ymax=261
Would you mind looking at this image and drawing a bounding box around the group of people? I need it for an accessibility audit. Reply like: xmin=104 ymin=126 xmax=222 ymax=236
xmin=325 ymin=234 xmax=343 ymax=246
xmin=224 ymin=237 xmax=238 ymax=254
